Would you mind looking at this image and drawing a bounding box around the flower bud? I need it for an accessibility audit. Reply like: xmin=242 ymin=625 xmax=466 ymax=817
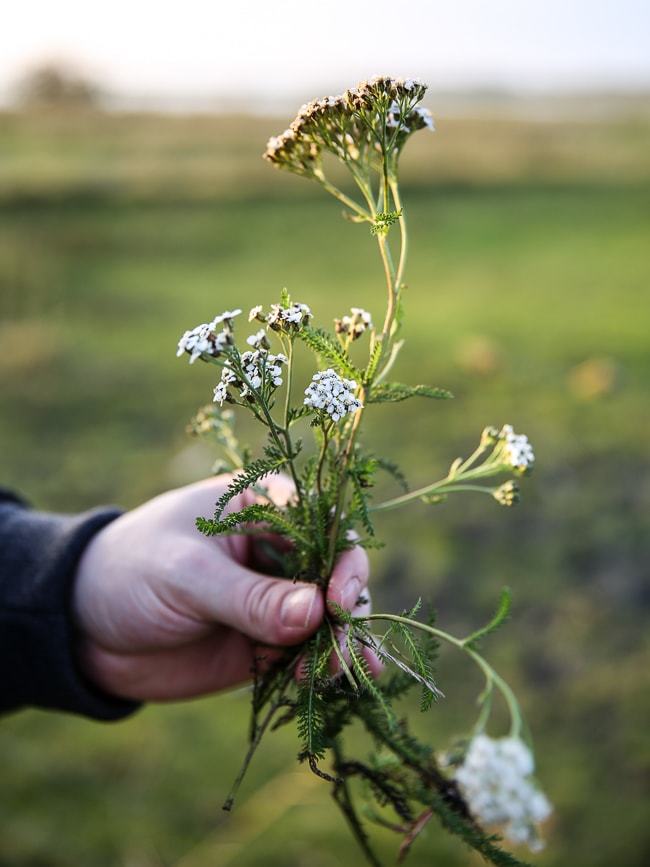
xmin=493 ymin=480 xmax=520 ymax=506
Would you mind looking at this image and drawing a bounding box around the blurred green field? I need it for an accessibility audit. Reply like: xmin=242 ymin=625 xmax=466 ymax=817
xmin=1 ymin=107 xmax=649 ymax=867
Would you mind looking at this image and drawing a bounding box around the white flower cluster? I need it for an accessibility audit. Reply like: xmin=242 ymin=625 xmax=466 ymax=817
xmin=304 ymin=368 xmax=363 ymax=422
xmin=454 ymin=735 xmax=552 ymax=852
xmin=212 ymin=368 xmax=237 ymax=405
xmin=500 ymin=424 xmax=535 ymax=471
xmin=177 ymin=310 xmax=242 ymax=363
xmin=249 ymin=302 xmax=312 ymax=331
xmin=268 ymin=302 xmax=312 ymax=330
xmin=335 ymin=307 xmax=373 ymax=340
xmin=240 ymin=349 xmax=287 ymax=396
xmin=246 ymin=328 xmax=268 ymax=349
xmin=212 ymin=349 xmax=287 ymax=406
xmin=414 ymin=106 xmax=435 ymax=131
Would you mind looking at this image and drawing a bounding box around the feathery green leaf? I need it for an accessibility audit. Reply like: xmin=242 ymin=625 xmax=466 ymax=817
xmin=298 ymin=326 xmax=361 ymax=380
xmin=368 ymin=382 xmax=453 ymax=404
xmin=211 ymin=456 xmax=288 ymax=520
xmin=463 ymin=587 xmax=512 ymax=650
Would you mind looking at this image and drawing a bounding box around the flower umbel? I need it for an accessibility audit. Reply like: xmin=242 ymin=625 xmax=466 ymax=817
xmin=453 ymin=735 xmax=552 ymax=852
xmin=212 ymin=350 xmax=287 ymax=405
xmin=304 ymin=368 xmax=363 ymax=421
xmin=176 ymin=310 xmax=242 ymax=364
xmin=267 ymin=301 xmax=313 ymax=331
xmin=499 ymin=424 xmax=535 ymax=472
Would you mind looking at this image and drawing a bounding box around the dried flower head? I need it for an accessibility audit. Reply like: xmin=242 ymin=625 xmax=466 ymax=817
xmin=267 ymin=301 xmax=313 ymax=331
xmin=334 ymin=307 xmax=373 ymax=340
xmin=264 ymin=75 xmax=433 ymax=176
xmin=304 ymin=368 xmax=363 ymax=422
xmin=263 ymin=128 xmax=321 ymax=176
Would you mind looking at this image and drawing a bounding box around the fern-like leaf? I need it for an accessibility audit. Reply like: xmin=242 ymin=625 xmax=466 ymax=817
xmin=347 ymin=631 xmax=396 ymax=729
xmin=350 ymin=473 xmax=375 ymax=537
xmin=298 ymin=326 xmax=361 ymax=380
xmin=287 ymin=405 xmax=312 ymax=426
xmin=297 ymin=631 xmax=330 ymax=761
xmin=374 ymin=456 xmax=409 ymax=492
xmin=463 ymin=587 xmax=512 ymax=650
xmin=211 ymin=456 xmax=288 ymax=520
xmin=368 ymin=383 xmax=453 ymax=404
xmin=364 ymin=340 xmax=383 ymax=384
xmin=393 ymin=622 xmax=441 ymax=710
xmin=197 ymin=503 xmax=310 ymax=547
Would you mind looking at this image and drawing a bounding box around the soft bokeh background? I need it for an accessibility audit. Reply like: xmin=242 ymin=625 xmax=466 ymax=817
xmin=1 ymin=3 xmax=649 ymax=865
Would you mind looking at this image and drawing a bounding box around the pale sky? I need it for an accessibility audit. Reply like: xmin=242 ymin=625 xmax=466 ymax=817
xmin=2 ymin=0 xmax=649 ymax=106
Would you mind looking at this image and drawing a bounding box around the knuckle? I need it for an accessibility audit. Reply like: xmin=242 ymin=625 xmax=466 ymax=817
xmin=242 ymin=579 xmax=280 ymax=636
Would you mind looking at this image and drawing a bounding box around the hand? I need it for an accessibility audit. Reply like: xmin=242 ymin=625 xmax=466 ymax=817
xmin=73 ymin=474 xmax=372 ymax=702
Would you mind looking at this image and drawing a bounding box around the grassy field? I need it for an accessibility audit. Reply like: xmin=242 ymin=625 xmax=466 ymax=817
xmin=0 ymin=106 xmax=649 ymax=867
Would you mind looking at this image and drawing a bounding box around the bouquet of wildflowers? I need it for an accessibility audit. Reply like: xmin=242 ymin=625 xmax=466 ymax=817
xmin=177 ymin=76 xmax=551 ymax=865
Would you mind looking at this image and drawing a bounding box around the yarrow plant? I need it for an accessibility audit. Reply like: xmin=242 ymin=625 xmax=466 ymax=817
xmin=178 ymin=75 xmax=551 ymax=865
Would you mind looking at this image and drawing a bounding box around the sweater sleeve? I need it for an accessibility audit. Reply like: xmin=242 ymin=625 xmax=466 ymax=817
xmin=0 ymin=491 xmax=140 ymax=721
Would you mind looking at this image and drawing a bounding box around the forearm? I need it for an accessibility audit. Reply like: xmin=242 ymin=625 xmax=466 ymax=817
xmin=0 ymin=491 xmax=139 ymax=721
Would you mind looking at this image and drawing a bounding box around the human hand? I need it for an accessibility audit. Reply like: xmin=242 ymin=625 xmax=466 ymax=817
xmin=73 ymin=474 xmax=373 ymax=702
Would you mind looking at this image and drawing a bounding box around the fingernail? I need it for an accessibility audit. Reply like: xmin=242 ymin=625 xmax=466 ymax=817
xmin=281 ymin=586 xmax=318 ymax=629
xmin=341 ymin=576 xmax=361 ymax=611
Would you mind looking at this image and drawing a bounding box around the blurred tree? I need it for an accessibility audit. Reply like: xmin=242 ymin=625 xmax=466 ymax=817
xmin=13 ymin=62 xmax=102 ymax=110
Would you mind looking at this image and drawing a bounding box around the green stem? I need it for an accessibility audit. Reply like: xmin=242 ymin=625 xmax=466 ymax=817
xmin=428 ymin=483 xmax=495 ymax=496
xmin=454 ymin=442 xmax=489 ymax=476
xmin=370 ymin=462 xmax=507 ymax=513
xmin=377 ymin=235 xmax=397 ymax=344
xmin=316 ymin=421 xmax=331 ymax=497
xmin=389 ymin=179 xmax=407 ymax=295
xmin=324 ymin=183 xmax=399 ymax=577
xmin=283 ymin=338 xmax=294 ymax=428
xmin=315 ymin=173 xmax=372 ymax=221
xmin=361 ymin=613 xmax=523 ymax=738
xmin=236 ymin=360 xmax=304 ymax=508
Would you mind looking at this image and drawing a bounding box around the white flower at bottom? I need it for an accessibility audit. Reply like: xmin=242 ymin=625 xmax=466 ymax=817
xmin=453 ymin=734 xmax=552 ymax=852
xmin=304 ymin=368 xmax=363 ymax=422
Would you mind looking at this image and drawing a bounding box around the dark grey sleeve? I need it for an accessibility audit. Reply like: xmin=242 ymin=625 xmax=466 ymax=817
xmin=0 ymin=491 xmax=140 ymax=721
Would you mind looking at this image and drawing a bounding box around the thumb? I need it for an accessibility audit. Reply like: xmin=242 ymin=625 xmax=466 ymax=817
xmin=191 ymin=556 xmax=324 ymax=646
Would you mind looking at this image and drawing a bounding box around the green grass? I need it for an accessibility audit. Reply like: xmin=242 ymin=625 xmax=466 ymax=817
xmin=0 ymin=109 xmax=649 ymax=867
